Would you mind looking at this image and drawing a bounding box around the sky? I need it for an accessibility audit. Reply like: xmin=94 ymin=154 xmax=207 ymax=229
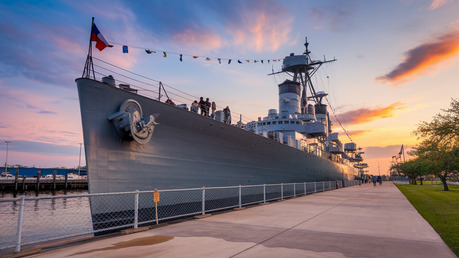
xmin=1 ymin=0 xmax=458 ymax=175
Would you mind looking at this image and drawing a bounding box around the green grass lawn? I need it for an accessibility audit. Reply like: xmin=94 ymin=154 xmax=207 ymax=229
xmin=396 ymin=183 xmax=459 ymax=256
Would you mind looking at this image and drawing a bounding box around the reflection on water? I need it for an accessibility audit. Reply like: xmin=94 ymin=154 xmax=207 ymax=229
xmin=0 ymin=190 xmax=93 ymax=249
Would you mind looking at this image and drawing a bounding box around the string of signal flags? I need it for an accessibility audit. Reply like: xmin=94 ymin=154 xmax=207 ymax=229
xmin=91 ymin=21 xmax=284 ymax=65
xmin=118 ymin=43 xmax=285 ymax=65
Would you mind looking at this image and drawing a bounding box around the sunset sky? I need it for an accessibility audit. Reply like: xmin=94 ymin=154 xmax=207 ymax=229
xmin=1 ymin=0 xmax=458 ymax=175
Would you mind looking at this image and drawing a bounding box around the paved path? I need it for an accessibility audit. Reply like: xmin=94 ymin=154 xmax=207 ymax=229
xmin=31 ymin=182 xmax=455 ymax=258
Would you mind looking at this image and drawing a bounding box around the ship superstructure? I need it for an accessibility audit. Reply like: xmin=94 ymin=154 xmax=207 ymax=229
xmin=245 ymin=39 xmax=362 ymax=169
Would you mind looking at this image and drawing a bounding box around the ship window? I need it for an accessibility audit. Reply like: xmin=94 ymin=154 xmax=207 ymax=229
xmin=296 ymin=121 xmax=300 ymax=124
xmin=273 ymin=121 xmax=277 ymax=124
xmin=290 ymin=121 xmax=294 ymax=124
xmin=258 ymin=123 xmax=262 ymax=126
xmin=267 ymin=122 xmax=271 ymax=125
xmin=279 ymin=121 xmax=283 ymax=124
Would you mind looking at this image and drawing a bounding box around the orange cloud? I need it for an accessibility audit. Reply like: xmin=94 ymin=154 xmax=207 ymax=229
xmin=173 ymin=29 xmax=222 ymax=51
xmin=377 ymin=30 xmax=459 ymax=84
xmin=429 ymin=0 xmax=453 ymax=10
xmin=337 ymin=102 xmax=405 ymax=125
xmin=227 ymin=7 xmax=293 ymax=52
xmin=347 ymin=129 xmax=373 ymax=137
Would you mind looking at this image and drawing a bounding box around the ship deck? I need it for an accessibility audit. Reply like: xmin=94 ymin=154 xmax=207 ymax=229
xmin=24 ymin=182 xmax=454 ymax=258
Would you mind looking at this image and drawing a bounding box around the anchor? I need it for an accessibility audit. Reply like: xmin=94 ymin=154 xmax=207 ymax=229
xmin=108 ymin=99 xmax=158 ymax=144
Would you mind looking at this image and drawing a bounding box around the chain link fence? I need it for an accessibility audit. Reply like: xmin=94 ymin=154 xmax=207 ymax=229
xmin=0 ymin=179 xmax=360 ymax=253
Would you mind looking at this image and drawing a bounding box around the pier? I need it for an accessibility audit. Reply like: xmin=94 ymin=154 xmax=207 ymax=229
xmin=0 ymin=177 xmax=87 ymax=192
xmin=14 ymin=182 xmax=456 ymax=258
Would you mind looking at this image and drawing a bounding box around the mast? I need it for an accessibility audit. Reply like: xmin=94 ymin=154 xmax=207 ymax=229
xmin=273 ymin=37 xmax=336 ymax=108
xmin=82 ymin=17 xmax=96 ymax=79
xmin=300 ymin=37 xmax=310 ymax=114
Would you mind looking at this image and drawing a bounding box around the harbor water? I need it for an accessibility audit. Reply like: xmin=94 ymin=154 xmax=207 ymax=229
xmin=0 ymin=190 xmax=92 ymax=249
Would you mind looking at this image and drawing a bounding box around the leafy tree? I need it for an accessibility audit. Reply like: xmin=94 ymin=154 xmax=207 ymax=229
xmin=398 ymin=158 xmax=431 ymax=184
xmin=411 ymin=99 xmax=459 ymax=191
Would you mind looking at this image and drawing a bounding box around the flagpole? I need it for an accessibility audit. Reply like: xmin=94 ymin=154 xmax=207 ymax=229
xmin=403 ymin=145 xmax=406 ymax=163
xmin=82 ymin=17 xmax=95 ymax=79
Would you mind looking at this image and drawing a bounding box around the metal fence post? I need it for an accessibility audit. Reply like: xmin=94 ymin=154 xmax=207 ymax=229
xmin=238 ymin=185 xmax=242 ymax=208
xmin=304 ymin=182 xmax=306 ymax=195
xmin=293 ymin=183 xmax=296 ymax=197
xmin=263 ymin=184 xmax=266 ymax=203
xmin=323 ymin=181 xmax=325 ymax=191
xmin=314 ymin=181 xmax=316 ymax=193
xmin=202 ymin=187 xmax=206 ymax=215
xmin=15 ymin=196 xmax=25 ymax=253
xmin=134 ymin=190 xmax=139 ymax=229
xmin=281 ymin=183 xmax=284 ymax=200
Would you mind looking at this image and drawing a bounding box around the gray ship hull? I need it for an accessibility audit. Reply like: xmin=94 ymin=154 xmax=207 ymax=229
xmin=77 ymin=78 xmax=356 ymax=191
xmin=77 ymin=78 xmax=357 ymax=226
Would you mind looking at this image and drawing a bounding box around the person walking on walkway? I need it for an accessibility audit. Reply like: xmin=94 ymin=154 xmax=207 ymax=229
xmin=377 ymin=176 xmax=382 ymax=185
xmin=372 ymin=176 xmax=377 ymax=186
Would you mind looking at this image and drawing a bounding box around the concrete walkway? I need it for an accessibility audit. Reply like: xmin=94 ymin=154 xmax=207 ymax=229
xmin=30 ymin=182 xmax=455 ymax=258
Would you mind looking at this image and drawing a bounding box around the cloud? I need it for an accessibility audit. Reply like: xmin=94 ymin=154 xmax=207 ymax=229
xmin=429 ymin=0 xmax=454 ymax=10
xmin=173 ymin=28 xmax=222 ymax=50
xmin=223 ymin=0 xmax=293 ymax=52
xmin=37 ymin=110 xmax=58 ymax=115
xmin=363 ymin=145 xmax=411 ymax=159
xmin=348 ymin=129 xmax=373 ymax=137
xmin=0 ymin=19 xmax=85 ymax=88
xmin=0 ymin=1 xmax=142 ymax=89
xmin=0 ymin=84 xmax=59 ymax=115
xmin=308 ymin=3 xmax=353 ymax=31
xmin=336 ymin=102 xmax=405 ymax=125
xmin=377 ymin=29 xmax=459 ymax=84
xmin=3 ymin=140 xmax=81 ymax=156
xmin=126 ymin=0 xmax=293 ymax=53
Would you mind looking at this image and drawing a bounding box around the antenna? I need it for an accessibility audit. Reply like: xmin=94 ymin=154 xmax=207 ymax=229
xmin=303 ymin=37 xmax=310 ymax=55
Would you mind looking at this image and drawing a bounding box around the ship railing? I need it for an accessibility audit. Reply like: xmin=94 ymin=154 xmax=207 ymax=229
xmin=0 ymin=179 xmax=361 ymax=254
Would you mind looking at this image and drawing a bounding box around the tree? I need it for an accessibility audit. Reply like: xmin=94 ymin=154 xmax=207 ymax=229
xmin=411 ymin=99 xmax=459 ymax=191
xmin=398 ymin=158 xmax=431 ymax=185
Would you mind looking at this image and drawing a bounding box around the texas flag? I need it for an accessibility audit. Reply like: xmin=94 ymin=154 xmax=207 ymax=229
xmin=91 ymin=23 xmax=112 ymax=51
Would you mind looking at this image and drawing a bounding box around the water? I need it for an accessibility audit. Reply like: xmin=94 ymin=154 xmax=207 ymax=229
xmin=0 ymin=190 xmax=92 ymax=249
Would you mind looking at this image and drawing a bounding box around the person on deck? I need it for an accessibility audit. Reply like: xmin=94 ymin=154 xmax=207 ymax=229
xmin=165 ymin=99 xmax=175 ymax=106
xmin=223 ymin=106 xmax=231 ymax=124
xmin=211 ymin=101 xmax=216 ymax=119
xmin=204 ymin=98 xmax=211 ymax=117
xmin=199 ymin=97 xmax=207 ymax=116
xmin=191 ymin=100 xmax=199 ymax=113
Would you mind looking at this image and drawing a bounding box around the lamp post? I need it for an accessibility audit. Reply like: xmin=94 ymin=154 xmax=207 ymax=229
xmin=78 ymin=143 xmax=82 ymax=176
xmin=4 ymin=141 xmax=11 ymax=174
